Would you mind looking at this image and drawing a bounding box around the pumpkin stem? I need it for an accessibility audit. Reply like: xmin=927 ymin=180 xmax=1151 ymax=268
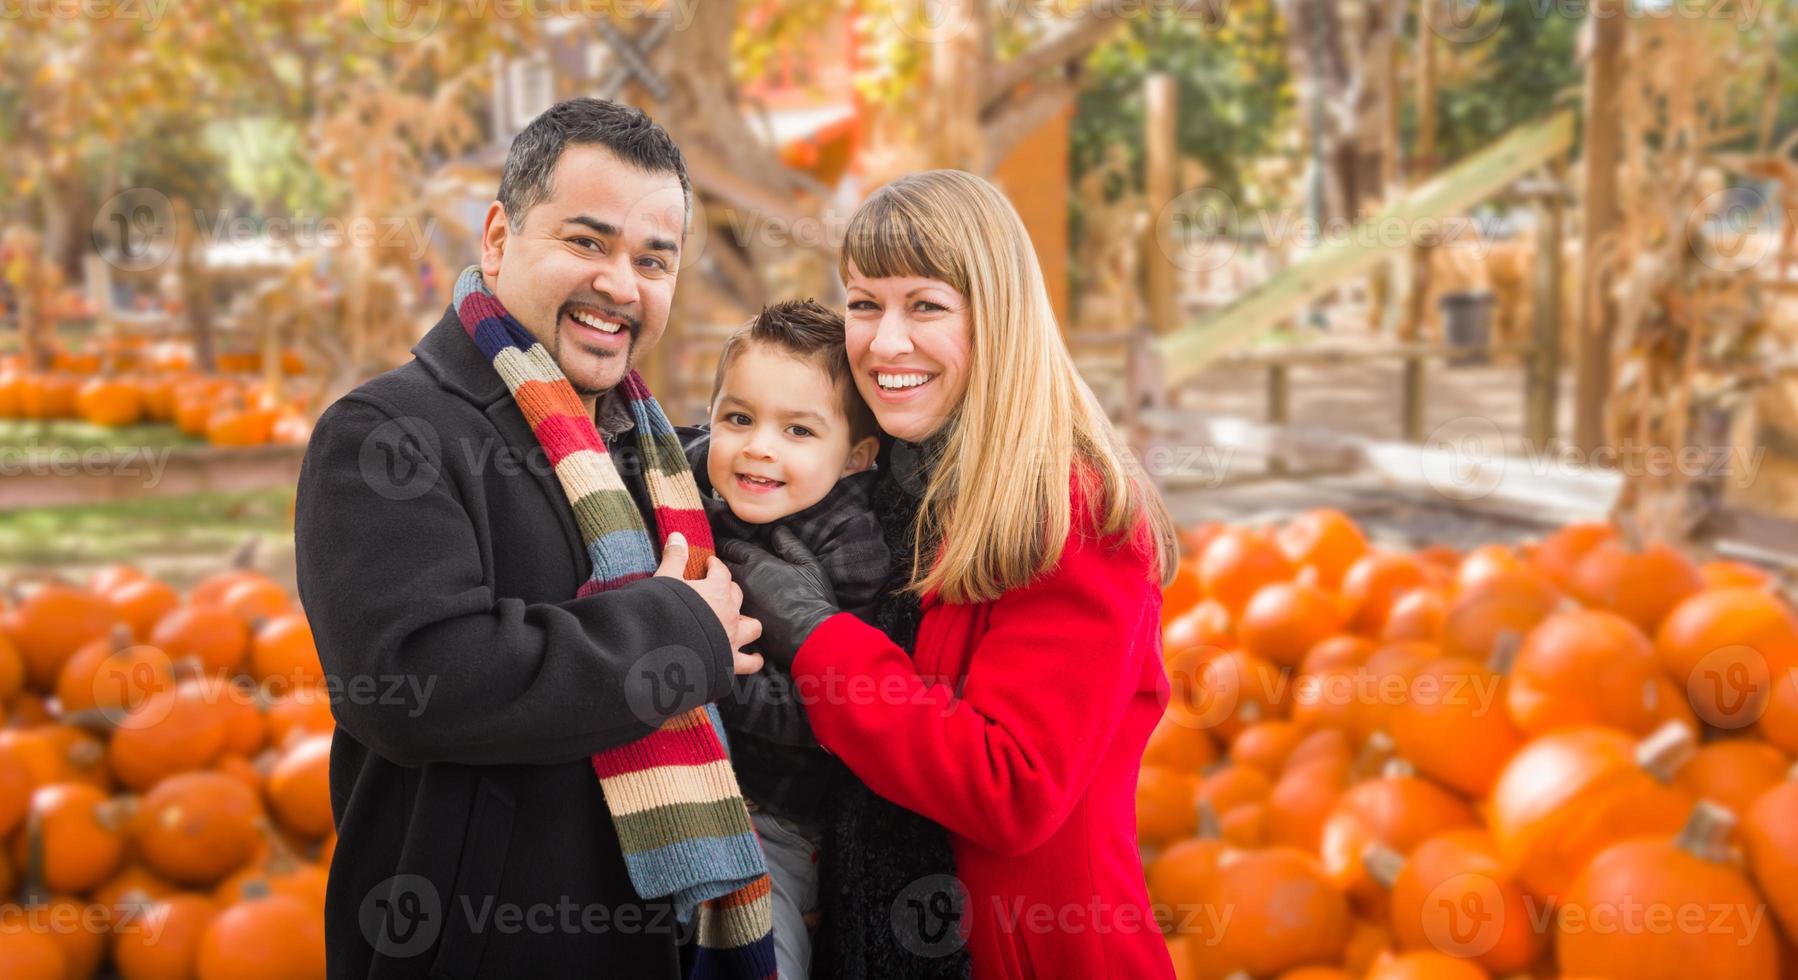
xmin=1360 ymin=842 xmax=1406 ymax=889
xmin=1381 ymin=757 xmax=1418 ymax=780
xmin=1486 ymin=630 xmax=1522 ymax=674
xmin=108 ymin=624 xmax=135 ymax=651
xmin=61 ymin=708 xmax=120 ymax=735
xmin=253 ymin=815 xmax=303 ymax=873
xmin=1675 ymin=800 xmax=1737 ymax=862
xmin=230 ymin=536 xmax=260 ymax=571
xmin=1195 ymin=798 xmax=1221 ymax=840
xmin=1635 ymin=720 xmax=1697 ymax=783
xmin=1352 ymin=730 xmax=1396 ymax=781
xmin=20 ymin=805 xmax=48 ymax=907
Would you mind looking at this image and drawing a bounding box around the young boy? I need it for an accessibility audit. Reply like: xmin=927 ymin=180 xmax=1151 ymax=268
xmin=676 ymin=300 xmax=886 ymax=980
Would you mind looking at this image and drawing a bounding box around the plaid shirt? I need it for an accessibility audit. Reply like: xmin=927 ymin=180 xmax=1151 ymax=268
xmin=678 ymin=426 xmax=892 ymax=827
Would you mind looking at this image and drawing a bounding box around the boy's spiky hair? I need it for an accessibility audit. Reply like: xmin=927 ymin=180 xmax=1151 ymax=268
xmin=709 ymin=300 xmax=879 ymax=445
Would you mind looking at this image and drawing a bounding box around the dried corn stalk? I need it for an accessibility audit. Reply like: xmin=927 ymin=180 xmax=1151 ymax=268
xmin=1601 ymin=5 xmax=1777 ymax=551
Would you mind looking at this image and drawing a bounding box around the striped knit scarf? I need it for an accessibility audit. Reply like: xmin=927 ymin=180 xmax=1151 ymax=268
xmin=453 ymin=266 xmax=776 ymax=979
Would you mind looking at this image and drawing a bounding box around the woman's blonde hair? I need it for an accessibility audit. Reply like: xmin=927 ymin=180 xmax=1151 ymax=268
xmin=841 ymin=169 xmax=1180 ymax=603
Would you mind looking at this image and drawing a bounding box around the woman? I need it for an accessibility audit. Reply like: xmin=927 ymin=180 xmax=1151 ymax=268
xmin=720 ymin=170 xmax=1180 ymax=979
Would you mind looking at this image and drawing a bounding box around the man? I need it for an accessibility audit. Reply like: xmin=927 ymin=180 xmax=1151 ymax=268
xmin=294 ymin=98 xmax=763 ymax=978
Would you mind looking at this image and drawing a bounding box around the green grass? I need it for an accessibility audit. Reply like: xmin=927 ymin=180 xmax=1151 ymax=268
xmin=0 ymin=419 xmax=205 ymax=454
xmin=0 ymin=489 xmax=294 ymax=569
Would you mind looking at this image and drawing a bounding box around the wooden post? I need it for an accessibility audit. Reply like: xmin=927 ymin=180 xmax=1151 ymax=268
xmin=1525 ymin=162 xmax=1567 ymax=447
xmin=1401 ymin=0 xmax=1439 ymax=343
xmin=1402 ymin=354 xmax=1426 ymax=441
xmin=1143 ymin=73 xmax=1180 ymax=336
xmin=1575 ymin=1 xmax=1626 ymax=452
xmin=1267 ymin=362 xmax=1290 ymax=474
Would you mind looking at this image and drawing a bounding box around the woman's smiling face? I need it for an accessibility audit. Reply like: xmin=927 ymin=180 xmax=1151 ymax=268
xmin=843 ymin=262 xmax=973 ymax=443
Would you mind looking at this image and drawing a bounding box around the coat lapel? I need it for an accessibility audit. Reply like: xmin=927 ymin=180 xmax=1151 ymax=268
xmin=412 ymin=308 xmax=588 ymax=582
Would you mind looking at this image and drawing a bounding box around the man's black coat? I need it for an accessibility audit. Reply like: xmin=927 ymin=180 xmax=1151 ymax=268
xmin=294 ymin=307 xmax=735 ymax=979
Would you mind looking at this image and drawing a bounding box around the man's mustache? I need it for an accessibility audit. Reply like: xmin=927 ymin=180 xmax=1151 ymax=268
xmin=558 ymin=300 xmax=642 ymax=340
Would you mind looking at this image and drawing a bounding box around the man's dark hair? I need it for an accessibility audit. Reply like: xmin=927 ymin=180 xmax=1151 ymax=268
xmin=497 ymin=98 xmax=691 ymax=231
xmin=710 ymin=301 xmax=880 ymax=445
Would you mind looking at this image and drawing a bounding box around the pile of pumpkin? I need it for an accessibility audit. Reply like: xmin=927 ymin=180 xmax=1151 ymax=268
xmin=0 ymin=562 xmax=335 ymax=978
xmin=1141 ymin=512 xmax=1798 ymax=980
xmin=0 ymin=343 xmax=311 ymax=446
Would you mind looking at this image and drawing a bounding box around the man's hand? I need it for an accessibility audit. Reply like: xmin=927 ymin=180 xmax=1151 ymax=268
xmin=656 ymin=533 xmax=764 ymax=675
xmin=716 ymin=528 xmax=840 ymax=674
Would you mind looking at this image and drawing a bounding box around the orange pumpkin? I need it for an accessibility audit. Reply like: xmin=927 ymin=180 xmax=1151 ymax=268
xmin=1439 ymin=568 xmax=1563 ymax=662
xmin=1161 ymin=558 xmax=1205 ymax=625
xmin=0 ymin=745 xmax=31 ymax=839
xmin=1388 ymin=642 xmax=1525 ymax=799
xmin=1193 ymin=650 xmax=1289 ymax=740
xmin=1276 ymin=508 xmax=1369 ymax=592
xmin=149 ymin=606 xmax=250 ymax=675
xmin=1506 ymin=609 xmax=1668 ymax=736
xmin=1673 ymin=739 xmax=1789 ymax=824
xmin=248 ymin=614 xmax=322 ymax=690
xmin=132 ymin=771 xmax=264 ymax=886
xmin=17 ymin=782 xmax=130 ymax=893
xmin=1140 ymin=706 xmax=1218 ymax=771
xmin=1228 ymin=721 xmax=1305 ymax=777
xmin=0 ymin=631 xmax=25 ymax=703
xmin=75 ymin=376 xmax=144 ymax=426
xmin=1529 ymin=521 xmax=1618 ymax=590
xmin=1568 ymin=540 xmax=1704 ymax=635
xmin=106 ymin=577 xmax=182 ymax=644
xmin=1318 ymin=759 xmax=1477 ymax=910
xmin=55 ymin=625 xmax=168 ymax=715
xmin=195 ymin=891 xmax=326 ymax=980
xmin=1300 ymin=635 xmax=1377 ymax=674
xmin=1239 ymin=582 xmax=1347 ymax=668
xmin=0 ymin=930 xmax=64 ymax=980
xmin=219 ymin=578 xmax=291 ymax=627
xmin=1265 ymin=753 xmax=1351 ymax=854
xmin=262 ymin=687 xmax=335 ymax=745
xmin=1453 ymin=544 xmax=1529 ymax=591
xmin=265 ymin=735 xmax=333 ymax=839
xmin=1743 ymin=764 xmax=1798 ymax=941
xmin=1363 ymin=951 xmax=1490 ymax=980
xmin=1487 ymin=721 xmax=1695 ymax=903
xmin=1145 ymin=801 xmax=1229 ymax=915
xmin=1341 ymin=553 xmax=1431 ymax=637
xmin=1198 ymin=528 xmax=1295 ymax=615
xmin=1557 ymin=801 xmax=1778 ymax=980
xmin=1700 ymin=559 xmax=1776 ymax=590
xmin=1203 ymin=847 xmax=1351 ymax=977
xmin=1655 ymin=587 xmax=1798 ymax=731
xmin=2 ymin=584 xmax=121 ymax=692
xmin=1283 ymin=727 xmax=1353 ymax=775
xmin=1371 ymin=829 xmax=1544 ymax=974
xmin=107 ymin=687 xmax=230 ymax=791
xmin=1378 ymin=588 xmax=1448 ymax=644
xmin=1135 ymin=765 xmax=1201 ymax=850
xmin=113 ymin=892 xmax=220 ymax=980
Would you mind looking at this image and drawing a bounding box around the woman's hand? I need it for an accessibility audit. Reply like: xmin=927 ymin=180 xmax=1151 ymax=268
xmin=716 ymin=527 xmax=839 ymax=672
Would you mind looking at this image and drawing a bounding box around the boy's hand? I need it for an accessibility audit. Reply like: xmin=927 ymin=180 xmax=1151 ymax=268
xmin=716 ymin=528 xmax=839 ymax=673
xmin=655 ymin=533 xmax=764 ymax=675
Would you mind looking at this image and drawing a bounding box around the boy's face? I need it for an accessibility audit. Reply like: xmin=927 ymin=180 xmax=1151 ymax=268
xmin=708 ymin=344 xmax=878 ymax=525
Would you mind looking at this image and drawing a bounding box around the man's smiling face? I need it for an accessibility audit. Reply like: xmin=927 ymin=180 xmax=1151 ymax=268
xmin=480 ymin=144 xmax=686 ymax=400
